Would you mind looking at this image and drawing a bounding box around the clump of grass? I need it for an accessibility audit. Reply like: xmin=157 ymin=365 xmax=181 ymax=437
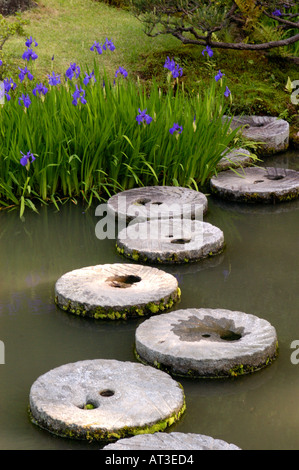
xmin=0 ymin=39 xmax=241 ymax=216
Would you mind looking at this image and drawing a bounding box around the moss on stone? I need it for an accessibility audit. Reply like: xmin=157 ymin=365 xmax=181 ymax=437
xmin=115 ymin=242 xmax=224 ymax=265
xmin=56 ymin=287 xmax=181 ymax=320
xmin=135 ymin=343 xmax=279 ymax=379
xmin=28 ymin=394 xmax=186 ymax=443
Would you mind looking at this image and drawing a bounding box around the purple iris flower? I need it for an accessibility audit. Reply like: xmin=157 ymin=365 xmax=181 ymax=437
xmin=90 ymin=41 xmax=103 ymax=55
xmin=224 ymin=86 xmax=231 ymax=97
xmin=65 ymin=63 xmax=81 ymax=81
xmin=202 ymin=46 xmax=213 ymax=57
xmin=2 ymin=91 xmax=11 ymax=101
xmin=104 ymin=38 xmax=115 ymax=51
xmin=2 ymin=78 xmax=16 ymax=101
xmin=18 ymin=93 xmax=31 ymax=108
xmin=272 ymin=9 xmax=282 ymax=16
xmin=48 ymin=72 xmax=61 ymax=86
xmin=33 ymin=83 xmax=48 ymax=96
xmin=25 ymin=36 xmax=38 ymax=48
xmin=215 ymin=70 xmax=225 ymax=81
xmin=169 ymin=123 xmax=183 ymax=135
xmin=0 ymin=59 xmax=3 ymax=66
xmin=22 ymin=48 xmax=38 ymax=61
xmin=3 ymin=78 xmax=17 ymax=93
xmin=72 ymin=85 xmax=87 ymax=106
xmin=83 ymin=70 xmax=96 ymax=85
xmin=164 ymin=57 xmax=183 ymax=78
xmin=20 ymin=150 xmax=35 ymax=167
xmin=115 ymin=67 xmax=128 ymax=78
xmin=18 ymin=66 xmax=34 ymax=82
xmin=172 ymin=64 xmax=183 ymax=78
xmin=136 ymin=108 xmax=152 ymax=125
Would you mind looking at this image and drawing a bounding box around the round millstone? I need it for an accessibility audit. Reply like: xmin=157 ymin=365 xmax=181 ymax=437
xmin=54 ymin=263 xmax=180 ymax=320
xmin=217 ymin=148 xmax=253 ymax=171
xmin=116 ymin=219 xmax=225 ymax=264
xmin=102 ymin=432 xmax=241 ymax=450
xmin=135 ymin=308 xmax=278 ymax=378
xmin=107 ymin=186 xmax=208 ymax=224
xmin=210 ymin=167 xmax=299 ymax=203
xmin=223 ymin=115 xmax=289 ymax=155
xmin=29 ymin=359 xmax=186 ymax=441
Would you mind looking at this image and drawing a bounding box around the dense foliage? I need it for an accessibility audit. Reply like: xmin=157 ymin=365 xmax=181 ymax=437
xmin=0 ymin=36 xmax=243 ymax=215
xmin=130 ymin=0 xmax=299 ymax=52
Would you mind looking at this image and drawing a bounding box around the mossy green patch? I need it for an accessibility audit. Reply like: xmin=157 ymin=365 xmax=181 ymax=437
xmin=116 ymin=243 xmax=225 ymax=264
xmin=28 ymin=395 xmax=186 ymax=443
xmin=55 ymin=287 xmax=181 ymax=320
xmin=135 ymin=342 xmax=279 ymax=379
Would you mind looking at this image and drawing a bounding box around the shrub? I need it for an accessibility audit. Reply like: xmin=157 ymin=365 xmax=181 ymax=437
xmin=0 ymin=0 xmax=36 ymax=16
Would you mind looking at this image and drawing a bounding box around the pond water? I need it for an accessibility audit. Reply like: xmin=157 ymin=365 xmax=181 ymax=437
xmin=0 ymin=150 xmax=298 ymax=450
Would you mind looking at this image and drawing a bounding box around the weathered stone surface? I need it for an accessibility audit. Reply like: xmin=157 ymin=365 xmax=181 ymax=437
xmin=217 ymin=148 xmax=253 ymax=171
xmin=210 ymin=167 xmax=299 ymax=203
xmin=107 ymin=186 xmax=208 ymax=224
xmin=102 ymin=432 xmax=241 ymax=450
xmin=224 ymin=115 xmax=289 ymax=155
xmin=135 ymin=308 xmax=278 ymax=378
xmin=29 ymin=359 xmax=186 ymax=441
xmin=116 ymin=220 xmax=225 ymax=264
xmin=55 ymin=264 xmax=180 ymax=320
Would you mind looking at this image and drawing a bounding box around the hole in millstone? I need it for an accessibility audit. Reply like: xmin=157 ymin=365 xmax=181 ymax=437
xmin=171 ymin=315 xmax=244 ymax=343
xmin=250 ymin=122 xmax=265 ymax=128
xmin=220 ymin=331 xmax=242 ymax=341
xmin=266 ymin=175 xmax=285 ymax=181
xmin=99 ymin=389 xmax=115 ymax=397
xmin=106 ymin=275 xmax=142 ymax=288
xmin=151 ymin=201 xmax=163 ymax=205
xmin=134 ymin=198 xmax=151 ymax=206
xmin=170 ymin=238 xmax=191 ymax=244
xmin=254 ymin=180 xmax=264 ymax=184
xmin=79 ymin=401 xmax=98 ymax=410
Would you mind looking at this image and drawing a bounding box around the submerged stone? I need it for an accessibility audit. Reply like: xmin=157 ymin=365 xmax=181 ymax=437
xmin=135 ymin=308 xmax=278 ymax=378
xmin=107 ymin=186 xmax=208 ymax=224
xmin=116 ymin=219 xmax=225 ymax=264
xmin=29 ymin=359 xmax=186 ymax=441
xmin=223 ymin=115 xmax=289 ymax=155
xmin=54 ymin=263 xmax=180 ymax=319
xmin=102 ymin=431 xmax=241 ymax=450
xmin=210 ymin=167 xmax=299 ymax=203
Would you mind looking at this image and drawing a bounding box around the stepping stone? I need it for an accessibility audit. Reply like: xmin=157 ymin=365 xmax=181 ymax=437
xmin=29 ymin=359 xmax=186 ymax=441
xmin=116 ymin=219 xmax=225 ymax=264
xmin=135 ymin=308 xmax=278 ymax=378
xmin=217 ymin=148 xmax=253 ymax=171
xmin=210 ymin=167 xmax=299 ymax=203
xmin=54 ymin=263 xmax=180 ymax=320
xmin=107 ymin=186 xmax=208 ymax=224
xmin=102 ymin=431 xmax=241 ymax=450
xmin=224 ymin=115 xmax=289 ymax=155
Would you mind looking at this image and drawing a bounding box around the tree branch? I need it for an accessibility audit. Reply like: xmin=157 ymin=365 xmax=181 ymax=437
xmin=263 ymin=11 xmax=299 ymax=28
xmin=171 ymin=31 xmax=299 ymax=51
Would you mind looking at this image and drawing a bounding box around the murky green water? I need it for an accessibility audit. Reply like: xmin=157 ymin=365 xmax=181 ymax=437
xmin=0 ymin=150 xmax=298 ymax=450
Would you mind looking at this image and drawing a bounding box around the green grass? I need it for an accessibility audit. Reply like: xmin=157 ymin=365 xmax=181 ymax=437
xmin=2 ymin=0 xmax=179 ymax=81
xmin=2 ymin=0 xmax=298 ymax=122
